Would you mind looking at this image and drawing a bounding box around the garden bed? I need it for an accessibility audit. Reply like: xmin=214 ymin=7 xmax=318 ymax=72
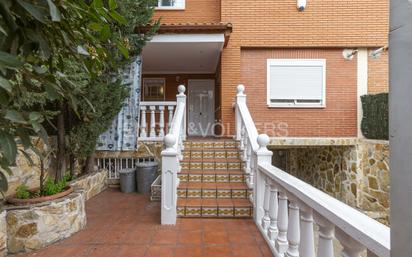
xmin=4 ymin=189 xmax=86 ymax=254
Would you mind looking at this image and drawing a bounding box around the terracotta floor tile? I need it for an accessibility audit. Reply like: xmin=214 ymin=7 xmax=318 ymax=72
xmin=232 ymin=245 xmax=264 ymax=257
xmin=175 ymin=246 xmax=203 ymax=257
xmin=228 ymin=231 xmax=256 ymax=245
xmin=117 ymin=245 xmax=147 ymax=257
xmin=178 ymin=219 xmax=204 ymax=231
xmin=124 ymin=229 xmax=156 ymax=244
xmin=152 ymin=229 xmax=179 ymax=245
xmin=86 ymin=245 xmax=120 ymax=257
xmin=178 ymin=230 xmax=203 ymax=245
xmin=145 ymin=245 xmax=175 ymax=257
xmin=203 ymin=245 xmax=233 ymax=257
xmin=203 ymin=230 xmax=229 ymax=245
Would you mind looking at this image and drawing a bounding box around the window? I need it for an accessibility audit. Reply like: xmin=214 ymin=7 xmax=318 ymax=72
xmin=267 ymin=59 xmax=326 ymax=108
xmin=155 ymin=0 xmax=185 ymax=9
xmin=143 ymin=78 xmax=165 ymax=101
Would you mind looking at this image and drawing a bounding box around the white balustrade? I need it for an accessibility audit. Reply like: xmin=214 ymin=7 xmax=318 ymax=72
xmin=138 ymin=101 xmax=177 ymax=141
xmin=234 ymin=85 xmax=390 ymax=257
xmin=161 ymin=85 xmax=186 ymax=225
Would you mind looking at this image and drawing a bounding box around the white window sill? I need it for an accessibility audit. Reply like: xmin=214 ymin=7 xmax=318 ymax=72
xmin=267 ymin=103 xmax=326 ymax=109
xmin=155 ymin=6 xmax=185 ymax=10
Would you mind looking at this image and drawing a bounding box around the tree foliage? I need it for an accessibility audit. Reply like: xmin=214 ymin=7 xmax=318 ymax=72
xmin=0 ymin=0 xmax=158 ymax=191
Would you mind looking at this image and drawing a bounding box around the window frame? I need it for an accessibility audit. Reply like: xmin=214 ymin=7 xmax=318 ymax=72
xmin=155 ymin=0 xmax=185 ymax=10
xmin=266 ymin=59 xmax=327 ymax=108
xmin=142 ymin=78 xmax=166 ymax=101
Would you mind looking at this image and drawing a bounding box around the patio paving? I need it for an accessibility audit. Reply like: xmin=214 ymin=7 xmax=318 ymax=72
xmin=10 ymin=188 xmax=271 ymax=257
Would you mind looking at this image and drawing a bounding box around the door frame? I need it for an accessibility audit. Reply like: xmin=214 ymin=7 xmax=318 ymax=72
xmin=187 ymin=79 xmax=215 ymax=137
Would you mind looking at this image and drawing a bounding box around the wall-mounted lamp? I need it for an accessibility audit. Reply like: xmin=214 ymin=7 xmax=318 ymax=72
xmin=342 ymin=49 xmax=358 ymax=60
xmin=297 ymin=0 xmax=306 ymax=11
xmin=369 ymin=46 xmax=389 ymax=59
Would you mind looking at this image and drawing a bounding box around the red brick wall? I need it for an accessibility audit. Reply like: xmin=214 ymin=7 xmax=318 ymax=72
xmin=240 ymin=48 xmax=358 ymax=137
xmin=153 ymin=0 xmax=220 ymax=23
xmin=368 ymin=51 xmax=389 ymax=94
xmin=219 ymin=1 xmax=388 ymax=137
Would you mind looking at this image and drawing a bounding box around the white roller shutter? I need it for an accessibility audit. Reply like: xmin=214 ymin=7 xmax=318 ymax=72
xmin=267 ymin=59 xmax=326 ymax=107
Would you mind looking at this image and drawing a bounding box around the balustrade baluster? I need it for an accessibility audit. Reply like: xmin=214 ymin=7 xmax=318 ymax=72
xmin=159 ymin=106 xmax=165 ymax=137
xmin=268 ymin=183 xmax=279 ymax=241
xmin=315 ymin=215 xmax=334 ymax=257
xmin=335 ymin=228 xmax=365 ymax=257
xmin=276 ymin=190 xmax=289 ymax=256
xmin=149 ymin=105 xmax=156 ymax=138
xmin=262 ymin=177 xmax=271 ymax=230
xmin=286 ymin=199 xmax=300 ymax=257
xmin=299 ymin=206 xmax=315 ymax=257
xmin=168 ymin=105 xmax=174 ymax=132
xmin=140 ymin=106 xmax=147 ymax=138
xmin=240 ymin=123 xmax=245 ymax=151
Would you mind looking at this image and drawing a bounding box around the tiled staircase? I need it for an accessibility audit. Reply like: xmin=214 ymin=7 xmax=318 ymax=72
xmin=177 ymin=139 xmax=253 ymax=218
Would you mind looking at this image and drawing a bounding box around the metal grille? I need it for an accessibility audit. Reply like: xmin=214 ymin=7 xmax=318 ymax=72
xmin=96 ymin=157 xmax=156 ymax=179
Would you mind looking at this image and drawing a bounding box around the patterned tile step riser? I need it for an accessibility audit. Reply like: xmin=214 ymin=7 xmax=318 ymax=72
xmin=178 ymin=173 xmax=246 ymax=183
xmin=177 ymin=207 xmax=253 ymax=218
xmin=181 ymin=162 xmax=244 ymax=171
xmin=178 ymin=189 xmax=252 ymax=199
xmin=183 ymin=150 xmax=242 ymax=159
xmin=184 ymin=141 xmax=240 ymax=149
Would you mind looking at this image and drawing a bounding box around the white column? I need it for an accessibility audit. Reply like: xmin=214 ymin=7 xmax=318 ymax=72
xmin=335 ymin=228 xmax=365 ymax=257
xmin=159 ymin=105 xmax=165 ymax=137
xmin=140 ymin=106 xmax=147 ymax=138
xmin=286 ymin=199 xmax=300 ymax=257
xmin=268 ymin=183 xmax=279 ymax=241
xmin=235 ymin=84 xmax=246 ymax=140
xmin=161 ymin=134 xmax=178 ymax=225
xmin=299 ymin=206 xmax=315 ymax=257
xmin=254 ymin=134 xmax=273 ymax=223
xmin=149 ymin=105 xmax=156 ymax=138
xmin=315 ymin=215 xmax=334 ymax=257
xmin=276 ymin=190 xmax=289 ymax=257
xmin=357 ymin=48 xmax=368 ymax=138
xmin=176 ymin=85 xmax=186 ymax=140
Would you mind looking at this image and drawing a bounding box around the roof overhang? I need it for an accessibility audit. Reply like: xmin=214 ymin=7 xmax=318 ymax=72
xmin=139 ymin=23 xmax=232 ymax=74
xmin=142 ymin=33 xmax=225 ymax=74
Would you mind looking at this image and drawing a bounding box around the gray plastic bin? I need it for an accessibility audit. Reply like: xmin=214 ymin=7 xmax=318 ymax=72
xmin=136 ymin=162 xmax=158 ymax=194
xmin=118 ymin=168 xmax=136 ymax=193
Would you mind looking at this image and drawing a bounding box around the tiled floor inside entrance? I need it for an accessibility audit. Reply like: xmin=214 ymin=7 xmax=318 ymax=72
xmin=11 ymin=188 xmax=271 ymax=257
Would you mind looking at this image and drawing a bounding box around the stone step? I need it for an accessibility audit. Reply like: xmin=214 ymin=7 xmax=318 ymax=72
xmin=177 ymin=198 xmax=253 ymax=218
xmin=178 ymin=171 xmax=247 ymax=183
xmin=177 ymin=182 xmax=251 ymax=199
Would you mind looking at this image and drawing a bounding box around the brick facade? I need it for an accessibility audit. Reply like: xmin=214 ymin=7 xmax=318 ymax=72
xmin=241 ymin=48 xmax=358 ymax=137
xmin=151 ymin=0 xmax=389 ymax=137
xmin=368 ymin=52 xmax=389 ymax=94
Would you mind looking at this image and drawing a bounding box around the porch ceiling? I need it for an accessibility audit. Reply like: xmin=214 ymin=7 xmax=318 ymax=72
xmin=142 ymin=33 xmax=225 ymax=74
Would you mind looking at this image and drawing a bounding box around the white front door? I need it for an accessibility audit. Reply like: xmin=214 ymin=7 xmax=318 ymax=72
xmin=188 ymin=80 xmax=215 ymax=137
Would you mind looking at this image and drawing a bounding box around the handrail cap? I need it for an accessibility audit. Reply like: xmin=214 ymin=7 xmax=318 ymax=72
xmin=237 ymin=84 xmax=245 ymax=94
xmin=164 ymin=134 xmax=176 ymax=148
xmin=257 ymin=134 xmax=270 ymax=148
xmin=178 ymin=85 xmax=186 ymax=95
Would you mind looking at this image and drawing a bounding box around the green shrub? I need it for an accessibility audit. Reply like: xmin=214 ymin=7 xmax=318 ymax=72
xmin=361 ymin=93 xmax=389 ymax=140
xmin=16 ymin=185 xmax=30 ymax=199
xmin=41 ymin=178 xmax=68 ymax=196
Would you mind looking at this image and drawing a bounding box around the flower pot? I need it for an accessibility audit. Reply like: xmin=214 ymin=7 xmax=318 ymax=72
xmin=7 ymin=186 xmax=74 ymax=206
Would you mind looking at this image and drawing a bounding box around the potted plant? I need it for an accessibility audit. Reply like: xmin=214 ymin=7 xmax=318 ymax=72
xmin=7 ymin=143 xmax=75 ymax=206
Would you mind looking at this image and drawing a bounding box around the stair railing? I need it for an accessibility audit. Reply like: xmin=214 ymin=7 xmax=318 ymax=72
xmin=235 ymin=85 xmax=390 ymax=257
xmin=161 ymin=85 xmax=186 ymax=225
